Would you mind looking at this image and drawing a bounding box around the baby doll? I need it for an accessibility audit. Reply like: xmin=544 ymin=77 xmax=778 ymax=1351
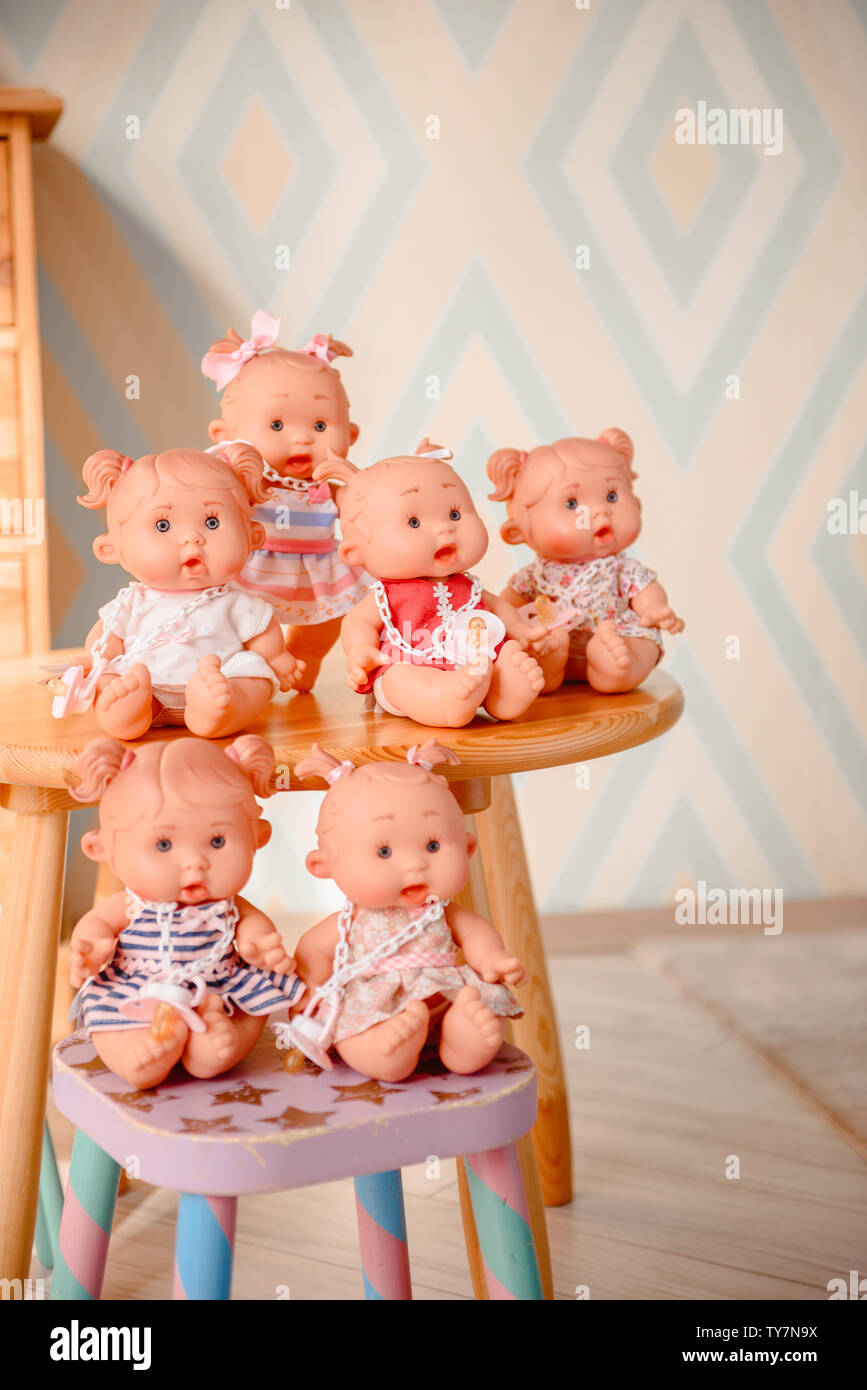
xmin=52 ymin=442 xmax=303 ymax=739
xmin=487 ymin=430 xmax=684 ymax=693
xmin=274 ymin=740 xmax=525 ymax=1081
xmin=68 ymin=734 xmax=302 ymax=1090
xmin=202 ymin=312 xmax=368 ymax=690
xmin=311 ymin=439 xmax=548 ymax=726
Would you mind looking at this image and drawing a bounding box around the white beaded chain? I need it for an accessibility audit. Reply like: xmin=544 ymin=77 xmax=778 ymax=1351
xmin=371 ymin=575 xmax=483 ymax=663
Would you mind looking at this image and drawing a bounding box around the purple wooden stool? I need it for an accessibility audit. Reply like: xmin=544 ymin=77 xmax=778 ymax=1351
xmin=49 ymin=1032 xmax=543 ymax=1301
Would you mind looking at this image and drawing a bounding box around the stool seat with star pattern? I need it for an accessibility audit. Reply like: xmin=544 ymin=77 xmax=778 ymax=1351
xmin=49 ymin=1031 xmax=545 ymax=1301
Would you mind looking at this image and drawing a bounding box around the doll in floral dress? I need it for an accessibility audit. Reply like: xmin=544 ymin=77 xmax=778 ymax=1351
xmin=487 ymin=429 xmax=684 ymax=693
xmin=274 ymin=740 xmax=525 ymax=1081
xmin=202 ymin=312 xmax=368 ymax=690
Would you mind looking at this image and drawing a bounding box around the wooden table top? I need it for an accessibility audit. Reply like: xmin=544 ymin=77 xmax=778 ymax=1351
xmin=0 ymin=649 xmax=684 ymax=792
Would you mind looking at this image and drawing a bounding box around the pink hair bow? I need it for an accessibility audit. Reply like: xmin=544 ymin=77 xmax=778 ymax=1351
xmin=306 ymin=481 xmax=332 ymax=503
xmin=301 ymin=333 xmax=338 ymax=364
xmin=201 ymin=310 xmax=281 ymax=391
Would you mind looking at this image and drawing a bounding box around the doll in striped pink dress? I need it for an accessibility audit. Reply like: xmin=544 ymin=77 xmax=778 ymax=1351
xmin=202 ymin=314 xmax=368 ymax=691
xmin=68 ymin=735 xmax=301 ymax=1090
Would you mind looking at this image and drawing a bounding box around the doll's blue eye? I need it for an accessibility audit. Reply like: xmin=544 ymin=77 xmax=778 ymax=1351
xmin=565 ymin=498 xmax=578 ymax=510
xmin=155 ymin=518 xmax=171 ymax=532
xmin=606 ymin=490 xmax=618 ymax=503
xmin=156 ymin=839 xmax=172 ymax=852
xmin=314 ymin=420 xmax=327 ymax=432
xmin=210 ymin=835 xmax=225 ymax=848
xmin=426 ymin=840 xmax=440 ymax=853
xmin=271 ymin=420 xmax=284 ymax=431
xmin=449 ymin=509 xmax=461 ymax=521
xmin=377 ymin=845 xmax=392 ymax=858
xmin=205 ymin=516 xmax=219 ymax=530
xmin=408 ymin=517 xmax=420 ymax=528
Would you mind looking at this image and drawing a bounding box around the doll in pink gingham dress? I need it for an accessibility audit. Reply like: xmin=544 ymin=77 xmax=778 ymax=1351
xmin=202 ymin=313 xmax=368 ymax=691
xmin=273 ymin=741 xmax=524 ymax=1081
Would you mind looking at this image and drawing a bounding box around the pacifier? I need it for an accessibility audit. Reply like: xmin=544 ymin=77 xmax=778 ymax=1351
xmin=118 ymin=980 xmax=207 ymax=1033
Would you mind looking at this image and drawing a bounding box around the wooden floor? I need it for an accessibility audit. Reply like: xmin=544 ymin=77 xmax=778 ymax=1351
xmin=36 ymin=927 xmax=867 ymax=1300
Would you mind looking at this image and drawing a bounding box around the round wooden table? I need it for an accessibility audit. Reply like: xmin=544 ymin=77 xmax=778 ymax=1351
xmin=0 ymin=650 xmax=683 ymax=1284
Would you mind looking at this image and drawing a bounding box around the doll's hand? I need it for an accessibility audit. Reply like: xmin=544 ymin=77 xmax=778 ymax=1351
xmin=269 ymin=651 xmax=307 ymax=692
xmin=527 ymin=625 xmax=569 ymax=660
xmin=69 ymin=929 xmax=116 ymax=987
xmin=476 ymin=953 xmax=527 ymax=988
xmin=639 ymin=603 xmax=684 ymax=633
xmin=237 ymin=925 xmax=296 ymax=976
xmin=346 ymin=644 xmax=384 ymax=690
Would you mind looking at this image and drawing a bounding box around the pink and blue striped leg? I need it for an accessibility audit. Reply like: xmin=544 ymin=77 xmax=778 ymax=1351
xmin=464 ymin=1142 xmax=543 ymax=1300
xmin=37 ymin=1121 xmax=64 ymax=1269
xmin=173 ymin=1195 xmax=237 ymax=1300
xmin=50 ymin=1130 xmax=120 ymax=1300
xmin=353 ymin=1170 xmax=412 ymax=1300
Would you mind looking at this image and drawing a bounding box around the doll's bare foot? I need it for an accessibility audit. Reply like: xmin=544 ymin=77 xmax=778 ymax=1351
xmin=335 ymin=999 xmax=430 ymax=1081
xmin=439 ymin=986 xmax=505 ymax=1074
xmin=378 ymin=662 xmax=492 ymax=727
xmin=286 ymin=615 xmax=342 ymax=694
xmin=182 ymin=995 xmax=265 ymax=1078
xmin=530 ymin=627 xmax=570 ymax=693
xmin=586 ymin=628 xmax=659 ymax=693
xmin=483 ymin=640 xmax=544 ymax=720
xmin=95 ymin=665 xmax=155 ymax=739
xmin=185 ymin=656 xmax=272 ymax=737
xmin=95 ymin=1018 xmax=189 ymax=1089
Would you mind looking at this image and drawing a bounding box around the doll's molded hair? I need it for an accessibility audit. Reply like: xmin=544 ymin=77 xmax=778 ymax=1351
xmin=297 ymin=740 xmax=460 ymax=798
xmin=78 ymin=442 xmax=270 ymax=514
xmin=224 ymin=735 xmax=277 ymax=798
xmin=78 ymin=450 xmax=132 ymax=509
xmin=213 ymin=440 xmax=271 ymax=505
xmin=596 ymin=428 xmax=634 ymax=466
xmin=486 ymin=447 xmax=529 ymax=502
xmin=69 ymin=737 xmax=131 ymax=802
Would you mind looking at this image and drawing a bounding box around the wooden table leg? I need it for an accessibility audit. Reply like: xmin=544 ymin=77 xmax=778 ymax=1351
xmin=0 ymin=794 xmax=68 ymax=1280
xmin=475 ymin=776 xmax=572 ymax=1207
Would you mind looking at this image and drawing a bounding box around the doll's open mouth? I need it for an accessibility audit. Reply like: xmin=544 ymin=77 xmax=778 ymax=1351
xmin=285 ymin=453 xmax=313 ymax=470
xmin=593 ymin=525 xmax=613 ymax=544
xmin=400 ymin=883 xmax=429 ymax=906
xmin=182 ymin=555 xmax=206 ymax=575
xmin=434 ymin=544 xmax=457 ymax=565
xmin=180 ymin=882 xmax=209 ymax=903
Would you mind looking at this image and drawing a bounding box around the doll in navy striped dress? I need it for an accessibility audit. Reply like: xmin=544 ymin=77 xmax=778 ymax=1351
xmin=68 ymin=734 xmax=302 ymax=1089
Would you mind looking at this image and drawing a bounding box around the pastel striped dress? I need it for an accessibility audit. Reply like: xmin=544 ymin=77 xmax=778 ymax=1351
xmin=241 ymin=481 xmax=368 ymax=624
xmin=77 ymin=895 xmax=302 ymax=1033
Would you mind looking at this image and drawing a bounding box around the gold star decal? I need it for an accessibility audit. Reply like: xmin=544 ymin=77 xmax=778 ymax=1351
xmin=429 ymin=1087 xmax=482 ymax=1105
xmin=179 ymin=1115 xmax=243 ymax=1134
xmin=261 ymin=1106 xmax=336 ymax=1131
xmin=106 ymin=1089 xmax=161 ymax=1112
xmin=504 ymin=1060 xmax=533 ymax=1073
xmin=69 ymin=1054 xmax=112 ymax=1075
xmin=210 ymin=1082 xmax=277 ymax=1108
xmin=330 ymin=1078 xmax=405 ymax=1106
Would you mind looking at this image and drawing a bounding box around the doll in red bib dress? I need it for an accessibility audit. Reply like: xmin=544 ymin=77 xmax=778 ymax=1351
xmin=202 ymin=313 xmax=368 ymax=691
xmin=487 ymin=430 xmax=684 ymax=693
xmin=311 ymin=440 xmax=548 ymax=727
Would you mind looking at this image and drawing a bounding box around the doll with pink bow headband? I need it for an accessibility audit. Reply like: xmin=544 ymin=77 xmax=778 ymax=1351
xmin=201 ymin=313 xmax=368 ymax=691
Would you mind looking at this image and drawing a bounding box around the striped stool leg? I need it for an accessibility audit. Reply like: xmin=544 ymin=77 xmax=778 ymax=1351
xmin=353 ymin=1171 xmax=412 ymax=1300
xmin=38 ymin=1121 xmax=64 ymax=1268
xmin=173 ymin=1195 xmax=237 ymax=1300
xmin=463 ymin=1142 xmax=543 ymax=1300
xmin=50 ymin=1131 xmax=120 ymax=1300
xmin=34 ymin=1192 xmax=53 ymax=1269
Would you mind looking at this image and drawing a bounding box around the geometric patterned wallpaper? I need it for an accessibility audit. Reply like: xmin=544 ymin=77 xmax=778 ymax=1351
xmin=2 ymin=0 xmax=864 ymax=914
